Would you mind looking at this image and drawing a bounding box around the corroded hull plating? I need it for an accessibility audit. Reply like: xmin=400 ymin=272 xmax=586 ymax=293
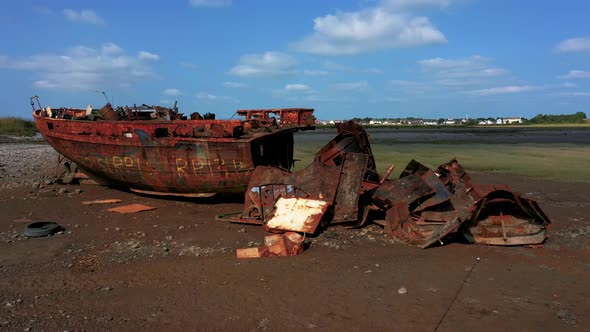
xmin=33 ymin=108 xmax=313 ymax=195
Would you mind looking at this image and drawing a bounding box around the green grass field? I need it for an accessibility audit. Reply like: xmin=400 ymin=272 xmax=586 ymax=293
xmin=0 ymin=118 xmax=38 ymax=136
xmin=294 ymin=142 xmax=590 ymax=183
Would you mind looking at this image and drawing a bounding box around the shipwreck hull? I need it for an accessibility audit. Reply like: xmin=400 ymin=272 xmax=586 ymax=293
xmin=33 ymin=107 xmax=312 ymax=195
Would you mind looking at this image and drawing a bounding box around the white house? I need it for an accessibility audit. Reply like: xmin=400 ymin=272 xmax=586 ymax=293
xmin=479 ymin=120 xmax=495 ymax=125
xmin=496 ymin=117 xmax=523 ymax=124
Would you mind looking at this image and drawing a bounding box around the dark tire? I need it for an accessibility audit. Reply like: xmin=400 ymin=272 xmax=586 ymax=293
xmin=23 ymin=222 xmax=63 ymax=238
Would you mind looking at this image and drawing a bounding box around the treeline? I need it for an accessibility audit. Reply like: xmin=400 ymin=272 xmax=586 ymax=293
xmin=0 ymin=117 xmax=38 ymax=136
xmin=527 ymin=112 xmax=587 ymax=124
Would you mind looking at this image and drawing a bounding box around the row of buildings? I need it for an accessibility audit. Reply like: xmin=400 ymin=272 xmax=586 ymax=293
xmin=317 ymin=117 xmax=524 ymax=126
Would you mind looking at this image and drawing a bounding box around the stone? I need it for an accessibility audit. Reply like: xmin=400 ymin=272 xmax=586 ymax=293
xmin=556 ymin=309 xmax=577 ymax=323
xmin=398 ymin=287 xmax=408 ymax=295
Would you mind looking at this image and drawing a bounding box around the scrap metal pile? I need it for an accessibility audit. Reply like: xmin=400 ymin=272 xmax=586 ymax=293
xmin=218 ymin=121 xmax=551 ymax=257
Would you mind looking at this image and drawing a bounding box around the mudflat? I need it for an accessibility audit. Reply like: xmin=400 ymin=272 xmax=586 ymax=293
xmin=0 ymin=138 xmax=589 ymax=331
xmin=297 ymin=126 xmax=590 ymax=144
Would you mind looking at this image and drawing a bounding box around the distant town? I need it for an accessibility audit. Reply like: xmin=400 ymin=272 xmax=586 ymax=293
xmin=317 ymin=117 xmax=527 ymax=126
xmin=317 ymin=112 xmax=588 ymax=126
xmin=317 ymin=116 xmax=523 ymax=126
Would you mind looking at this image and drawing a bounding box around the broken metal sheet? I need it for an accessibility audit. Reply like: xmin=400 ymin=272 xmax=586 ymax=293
xmin=236 ymin=232 xmax=305 ymax=258
xmin=396 ymin=160 xmax=453 ymax=212
xmin=82 ymin=199 xmax=122 ymax=206
xmin=372 ymin=173 xmax=437 ymax=210
xmin=381 ymin=159 xmax=549 ymax=248
xmin=222 ymin=151 xmax=371 ymax=227
xmin=384 ymin=202 xmax=410 ymax=241
xmin=411 ymin=170 xmax=453 ymax=213
xmin=266 ymin=197 xmax=330 ymax=233
xmin=219 ymin=121 xmax=377 ymax=230
xmin=435 ymin=158 xmax=473 ymax=187
xmin=244 ymin=162 xmax=342 ymax=224
xmin=463 ymin=217 xmax=547 ymax=246
xmin=315 ymin=121 xmax=380 ymax=185
xmin=332 ymin=153 xmax=369 ymax=223
xmin=107 ymin=203 xmax=156 ymax=213
xmin=461 ymin=190 xmax=551 ymax=245
xmin=384 ymin=204 xmax=464 ymax=248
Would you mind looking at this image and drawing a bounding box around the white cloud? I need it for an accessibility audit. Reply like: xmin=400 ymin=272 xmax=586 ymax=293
xmin=386 ymin=79 xmax=429 ymax=95
xmin=0 ymin=43 xmax=159 ymax=89
xmin=563 ymin=82 xmax=576 ymax=88
xmin=333 ymin=81 xmax=368 ymax=92
xmin=179 ymin=61 xmax=198 ymax=69
xmin=223 ymin=81 xmax=246 ymax=88
xmin=555 ymin=37 xmax=590 ymax=53
xmin=138 ymin=51 xmax=160 ymax=61
xmin=163 ymin=88 xmax=181 ymax=96
xmin=418 ymin=56 xmax=507 ymax=86
xmin=285 ymin=84 xmax=311 ymax=91
xmin=291 ymin=6 xmax=446 ymax=56
xmin=388 ymin=79 xmax=421 ymax=86
xmin=101 ymin=42 xmax=123 ymax=55
xmin=382 ymin=0 xmax=451 ymax=10
xmin=63 ymin=9 xmax=104 ymax=24
xmin=272 ymin=83 xmax=314 ymax=99
xmin=230 ymin=52 xmax=297 ymax=77
xmin=472 ymin=85 xmax=536 ymax=96
xmin=321 ymin=62 xmax=384 ymax=75
xmin=559 ymin=70 xmax=590 ymax=79
xmin=323 ymin=62 xmax=355 ymax=72
xmin=189 ymin=0 xmax=231 ymax=7
xmin=364 ymin=68 xmax=384 ymax=75
xmin=561 ymin=92 xmax=590 ymax=97
xmin=196 ymin=92 xmax=238 ymax=103
xmin=303 ymin=70 xmax=329 ymax=76
xmin=33 ymin=6 xmax=54 ymax=15
xmin=418 ymin=55 xmax=491 ymax=69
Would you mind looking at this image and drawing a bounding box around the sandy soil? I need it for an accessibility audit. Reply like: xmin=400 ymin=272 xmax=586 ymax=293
xmin=0 ymin=143 xmax=589 ymax=331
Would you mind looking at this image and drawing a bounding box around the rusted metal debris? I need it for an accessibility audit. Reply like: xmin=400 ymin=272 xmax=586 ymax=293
xmin=219 ymin=120 xmax=551 ymax=256
xmin=236 ymin=232 xmax=304 ymax=258
xmin=107 ymin=203 xmax=157 ymax=213
xmin=82 ymin=199 xmax=122 ymax=206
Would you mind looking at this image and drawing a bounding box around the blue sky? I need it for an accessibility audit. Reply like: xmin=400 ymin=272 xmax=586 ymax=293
xmin=1 ymin=0 xmax=589 ymax=120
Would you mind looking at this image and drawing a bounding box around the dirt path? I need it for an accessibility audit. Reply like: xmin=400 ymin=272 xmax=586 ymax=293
xmin=0 ymin=167 xmax=589 ymax=331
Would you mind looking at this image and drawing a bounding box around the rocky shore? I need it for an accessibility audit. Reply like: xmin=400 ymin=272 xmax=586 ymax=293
xmin=0 ymin=142 xmax=59 ymax=189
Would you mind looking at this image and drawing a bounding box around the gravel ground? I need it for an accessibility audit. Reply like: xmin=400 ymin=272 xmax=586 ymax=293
xmin=0 ymin=143 xmax=59 ymax=189
xmin=0 ymin=134 xmax=589 ymax=330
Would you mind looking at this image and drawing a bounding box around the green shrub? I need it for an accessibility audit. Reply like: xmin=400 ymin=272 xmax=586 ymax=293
xmin=0 ymin=117 xmax=38 ymax=136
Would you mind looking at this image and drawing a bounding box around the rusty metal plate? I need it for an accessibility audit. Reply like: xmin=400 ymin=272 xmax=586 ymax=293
xmin=266 ymin=197 xmax=330 ymax=233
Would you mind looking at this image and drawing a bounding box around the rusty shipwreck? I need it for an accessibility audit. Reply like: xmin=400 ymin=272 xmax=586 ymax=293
xmin=31 ymin=96 xmax=315 ymax=196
